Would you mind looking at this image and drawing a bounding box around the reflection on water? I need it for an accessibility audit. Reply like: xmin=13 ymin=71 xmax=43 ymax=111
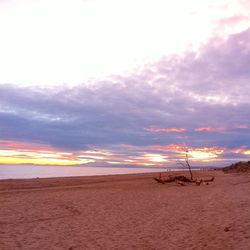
xmin=0 ymin=164 xmax=170 ymax=179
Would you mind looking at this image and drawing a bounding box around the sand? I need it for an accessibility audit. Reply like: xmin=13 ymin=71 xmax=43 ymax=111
xmin=0 ymin=170 xmax=249 ymax=250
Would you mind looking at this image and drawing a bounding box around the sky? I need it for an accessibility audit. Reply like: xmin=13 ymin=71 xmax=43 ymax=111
xmin=0 ymin=0 xmax=250 ymax=168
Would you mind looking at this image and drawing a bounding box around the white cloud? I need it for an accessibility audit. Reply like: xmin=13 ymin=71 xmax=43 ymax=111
xmin=0 ymin=0 xmax=249 ymax=86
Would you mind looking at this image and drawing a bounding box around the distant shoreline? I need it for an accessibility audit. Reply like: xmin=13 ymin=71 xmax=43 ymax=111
xmin=0 ymin=164 xmax=217 ymax=180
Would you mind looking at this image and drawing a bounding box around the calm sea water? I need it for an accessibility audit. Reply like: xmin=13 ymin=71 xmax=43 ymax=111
xmin=0 ymin=164 xmax=171 ymax=179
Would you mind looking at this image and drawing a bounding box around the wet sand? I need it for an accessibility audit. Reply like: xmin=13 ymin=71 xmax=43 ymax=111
xmin=0 ymin=170 xmax=250 ymax=250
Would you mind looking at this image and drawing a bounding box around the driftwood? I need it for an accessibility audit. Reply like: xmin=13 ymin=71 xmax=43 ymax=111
xmin=153 ymin=177 xmax=165 ymax=184
xmin=153 ymin=174 xmax=193 ymax=184
xmin=203 ymin=176 xmax=215 ymax=182
xmin=177 ymin=181 xmax=185 ymax=186
xmin=195 ymin=179 xmax=202 ymax=186
xmin=195 ymin=177 xmax=215 ymax=186
xmin=154 ymin=173 xmax=215 ymax=186
xmin=174 ymin=175 xmax=193 ymax=182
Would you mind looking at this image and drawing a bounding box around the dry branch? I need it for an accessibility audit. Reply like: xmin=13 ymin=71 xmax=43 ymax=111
xmin=153 ymin=173 xmax=215 ymax=186
xmin=203 ymin=176 xmax=215 ymax=182
xmin=177 ymin=181 xmax=185 ymax=186
xmin=153 ymin=174 xmax=194 ymax=184
xmin=153 ymin=177 xmax=165 ymax=184
xmin=176 ymin=150 xmax=193 ymax=180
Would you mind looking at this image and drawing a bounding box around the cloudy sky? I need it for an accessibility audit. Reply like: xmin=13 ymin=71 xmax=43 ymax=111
xmin=0 ymin=0 xmax=250 ymax=167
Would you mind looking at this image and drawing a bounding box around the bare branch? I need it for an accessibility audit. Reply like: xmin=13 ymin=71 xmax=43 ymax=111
xmin=176 ymin=149 xmax=193 ymax=180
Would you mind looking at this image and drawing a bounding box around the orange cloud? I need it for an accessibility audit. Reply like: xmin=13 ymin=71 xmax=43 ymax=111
xmin=187 ymin=147 xmax=224 ymax=161
xmin=231 ymin=147 xmax=250 ymax=155
xmin=145 ymin=127 xmax=186 ymax=133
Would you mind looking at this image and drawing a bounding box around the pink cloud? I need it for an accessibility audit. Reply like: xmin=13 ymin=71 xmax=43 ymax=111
xmin=195 ymin=127 xmax=214 ymax=132
xmin=151 ymin=144 xmax=186 ymax=153
xmin=218 ymin=15 xmax=249 ymax=27
xmin=195 ymin=127 xmax=225 ymax=132
xmin=0 ymin=140 xmax=56 ymax=151
xmin=235 ymin=124 xmax=248 ymax=129
xmin=145 ymin=127 xmax=187 ymax=133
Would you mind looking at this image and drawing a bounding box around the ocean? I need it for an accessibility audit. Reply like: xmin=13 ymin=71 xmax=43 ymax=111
xmin=0 ymin=164 xmax=171 ymax=179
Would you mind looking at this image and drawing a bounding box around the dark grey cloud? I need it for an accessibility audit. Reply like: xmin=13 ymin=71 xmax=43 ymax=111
xmin=0 ymin=28 xmax=250 ymax=157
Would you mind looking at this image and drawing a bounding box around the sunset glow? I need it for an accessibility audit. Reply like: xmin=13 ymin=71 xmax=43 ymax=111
xmin=0 ymin=149 xmax=93 ymax=165
xmin=232 ymin=147 xmax=250 ymax=155
xmin=187 ymin=148 xmax=224 ymax=161
xmin=0 ymin=139 xmax=245 ymax=166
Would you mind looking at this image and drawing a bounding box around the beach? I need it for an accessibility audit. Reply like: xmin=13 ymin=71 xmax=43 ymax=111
xmin=0 ymin=170 xmax=249 ymax=250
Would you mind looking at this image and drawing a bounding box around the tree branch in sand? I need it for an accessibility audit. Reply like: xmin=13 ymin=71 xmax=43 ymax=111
xmin=153 ymin=173 xmax=194 ymax=184
xmin=177 ymin=149 xmax=193 ymax=180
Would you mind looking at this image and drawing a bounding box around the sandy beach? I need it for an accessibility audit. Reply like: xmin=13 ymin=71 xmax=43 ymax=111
xmin=0 ymin=170 xmax=249 ymax=250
